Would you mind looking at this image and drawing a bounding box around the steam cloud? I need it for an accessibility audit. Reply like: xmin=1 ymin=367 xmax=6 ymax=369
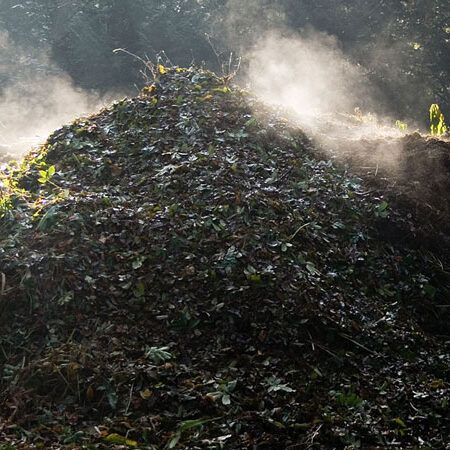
xmin=246 ymin=30 xmax=403 ymax=138
xmin=0 ymin=32 xmax=115 ymax=157
xmin=248 ymin=32 xmax=366 ymax=116
xmin=244 ymin=29 xmax=409 ymax=172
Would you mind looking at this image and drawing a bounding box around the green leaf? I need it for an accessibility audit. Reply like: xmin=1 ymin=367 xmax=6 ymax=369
xmin=306 ymin=262 xmax=319 ymax=275
xmin=335 ymin=391 xmax=363 ymax=407
xmin=179 ymin=417 xmax=217 ymax=432
xmin=245 ymin=117 xmax=258 ymax=128
xmin=167 ymin=432 xmax=181 ymax=449
xmin=132 ymin=256 xmax=146 ymax=270
xmin=423 ymin=284 xmax=437 ymax=298
xmin=248 ymin=273 xmax=261 ymax=283
xmin=265 ymin=377 xmax=295 ymax=393
xmin=106 ymin=390 xmax=118 ymax=410
xmin=145 ymin=346 xmax=173 ymax=364
xmin=378 ymin=201 xmax=389 ymax=212
xmin=58 ymin=290 xmax=74 ymax=306
xmin=375 ymin=201 xmax=389 ymax=218
xmin=134 ymin=281 xmax=146 ymax=297
xmin=212 ymin=86 xmax=231 ymax=94
xmin=37 ymin=206 xmax=58 ymax=231
xmin=392 ymin=417 xmax=407 ymax=428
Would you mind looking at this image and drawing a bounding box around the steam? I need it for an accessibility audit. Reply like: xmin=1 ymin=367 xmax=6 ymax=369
xmin=0 ymin=32 xmax=115 ymax=157
xmin=0 ymin=75 xmax=111 ymax=156
xmin=248 ymin=32 xmax=365 ymax=117
xmin=247 ymin=30 xmax=403 ymax=139
xmin=244 ymin=30 xmax=413 ymax=173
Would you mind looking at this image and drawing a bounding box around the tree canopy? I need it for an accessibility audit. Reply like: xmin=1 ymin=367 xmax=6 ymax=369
xmin=1 ymin=0 xmax=449 ymax=120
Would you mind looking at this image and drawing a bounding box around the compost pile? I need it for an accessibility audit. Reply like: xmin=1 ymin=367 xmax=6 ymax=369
xmin=322 ymin=133 xmax=450 ymax=252
xmin=0 ymin=68 xmax=449 ymax=449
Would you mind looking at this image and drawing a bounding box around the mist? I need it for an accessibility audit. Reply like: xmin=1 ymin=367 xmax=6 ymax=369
xmin=243 ymin=29 xmax=416 ymax=173
xmin=248 ymin=31 xmax=365 ymax=115
xmin=0 ymin=32 xmax=116 ymax=158
xmin=0 ymin=74 xmax=113 ymax=156
xmin=246 ymin=30 xmax=407 ymax=137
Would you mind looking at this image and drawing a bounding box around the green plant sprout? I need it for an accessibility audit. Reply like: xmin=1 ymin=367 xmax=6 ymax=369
xmin=395 ymin=120 xmax=408 ymax=131
xmin=38 ymin=165 xmax=56 ymax=184
xmin=429 ymin=104 xmax=447 ymax=136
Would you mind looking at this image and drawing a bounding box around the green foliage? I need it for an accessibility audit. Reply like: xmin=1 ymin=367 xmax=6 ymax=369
xmin=36 ymin=205 xmax=59 ymax=231
xmin=145 ymin=345 xmax=173 ymax=364
xmin=391 ymin=417 xmax=408 ymax=437
xmin=264 ymin=376 xmax=295 ymax=394
xmin=167 ymin=418 xmax=218 ymax=449
xmin=206 ymin=379 xmax=237 ymax=405
xmin=37 ymin=164 xmax=56 ymax=184
xmin=395 ymin=120 xmax=408 ymax=131
xmin=374 ymin=201 xmax=389 ymax=218
xmin=0 ymin=193 xmax=12 ymax=218
xmin=0 ymin=160 xmax=30 ymax=219
xmin=429 ymin=104 xmax=448 ymax=136
xmin=334 ymin=391 xmax=363 ymax=408
xmin=171 ymin=307 xmax=200 ymax=331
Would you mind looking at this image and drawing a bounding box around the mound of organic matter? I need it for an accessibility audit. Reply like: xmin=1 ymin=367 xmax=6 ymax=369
xmin=0 ymin=68 xmax=449 ymax=449
xmin=327 ymin=133 xmax=450 ymax=245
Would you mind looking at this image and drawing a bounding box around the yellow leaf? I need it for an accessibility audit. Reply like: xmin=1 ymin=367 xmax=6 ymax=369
xmin=104 ymin=433 xmax=138 ymax=447
xmin=429 ymin=379 xmax=445 ymax=389
xmin=66 ymin=362 xmax=80 ymax=381
xmin=158 ymin=64 xmax=167 ymax=75
xmin=142 ymin=84 xmax=156 ymax=96
xmin=212 ymin=86 xmax=231 ymax=94
xmin=140 ymin=388 xmax=153 ymax=399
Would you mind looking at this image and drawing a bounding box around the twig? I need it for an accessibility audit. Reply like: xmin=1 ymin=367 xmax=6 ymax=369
xmin=339 ymin=332 xmax=379 ymax=356
xmin=205 ymin=33 xmax=223 ymax=71
xmin=289 ymin=222 xmax=311 ymax=241
xmin=1 ymin=272 xmax=5 ymax=295
xmin=277 ymin=167 xmax=293 ymax=183
xmin=315 ymin=342 xmax=344 ymax=363
xmin=305 ymin=423 xmax=323 ymax=448
xmin=113 ymin=48 xmax=156 ymax=82
xmin=56 ymin=368 xmax=75 ymax=395
xmin=125 ymin=381 xmax=135 ymax=415
xmin=205 ymin=33 xmax=241 ymax=81
xmin=307 ymin=330 xmax=315 ymax=351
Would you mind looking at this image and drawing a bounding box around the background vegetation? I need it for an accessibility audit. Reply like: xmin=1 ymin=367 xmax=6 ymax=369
xmin=0 ymin=0 xmax=449 ymax=122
